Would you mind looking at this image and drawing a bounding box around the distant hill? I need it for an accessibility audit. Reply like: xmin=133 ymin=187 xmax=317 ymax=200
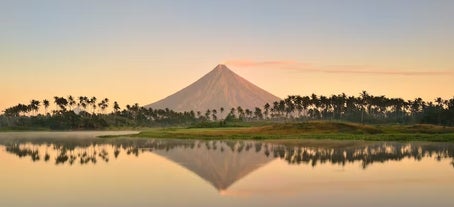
xmin=145 ymin=64 xmax=281 ymax=112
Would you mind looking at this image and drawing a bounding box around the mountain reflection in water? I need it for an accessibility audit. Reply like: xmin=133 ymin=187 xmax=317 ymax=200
xmin=1 ymin=138 xmax=453 ymax=191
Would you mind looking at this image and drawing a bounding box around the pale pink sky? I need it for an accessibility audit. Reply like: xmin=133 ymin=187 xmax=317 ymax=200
xmin=1 ymin=1 xmax=453 ymax=111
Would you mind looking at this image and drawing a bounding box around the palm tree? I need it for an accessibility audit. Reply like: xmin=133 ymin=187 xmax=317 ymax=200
xmin=89 ymin=97 xmax=97 ymax=114
xmin=43 ymin=99 xmax=50 ymax=115
xmin=410 ymin=98 xmax=423 ymax=118
xmin=272 ymin=101 xmax=279 ymax=119
xmin=220 ymin=107 xmax=224 ymax=119
xmin=113 ymin=101 xmax=120 ymax=113
xmin=97 ymin=98 xmax=109 ymax=113
xmin=254 ymin=107 xmax=263 ymax=120
xmin=237 ymin=106 xmax=244 ymax=120
xmin=205 ymin=109 xmax=211 ymax=120
xmin=212 ymin=109 xmax=217 ymax=121
xmin=103 ymin=98 xmax=109 ymax=110
xmin=435 ymin=97 xmax=445 ymax=125
xmin=54 ymin=96 xmax=68 ymax=112
xmin=229 ymin=107 xmax=236 ymax=119
xmin=319 ymin=95 xmax=329 ymax=119
xmin=278 ymin=100 xmax=286 ymax=118
xmin=294 ymin=96 xmax=303 ymax=118
xmin=310 ymin=94 xmax=320 ymax=119
xmin=131 ymin=103 xmax=140 ymax=121
xmin=339 ymin=93 xmax=347 ymax=119
xmin=53 ymin=96 xmax=59 ymax=112
xmin=284 ymin=96 xmax=295 ymax=118
xmin=19 ymin=104 xmax=30 ymax=116
xmin=245 ymin=109 xmax=252 ymax=120
xmin=78 ymin=96 xmax=88 ymax=112
xmin=359 ymin=91 xmax=369 ymax=124
xmin=29 ymin=100 xmax=40 ymax=116
xmin=264 ymin=103 xmax=270 ymax=119
xmin=301 ymin=96 xmax=311 ymax=119
xmin=68 ymin=96 xmax=76 ymax=111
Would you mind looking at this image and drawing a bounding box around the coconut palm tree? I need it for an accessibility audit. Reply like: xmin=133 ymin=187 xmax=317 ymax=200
xmin=89 ymin=97 xmax=97 ymax=114
xmin=435 ymin=97 xmax=445 ymax=125
xmin=294 ymin=95 xmax=303 ymax=118
xmin=359 ymin=91 xmax=370 ymax=124
xmin=212 ymin=109 xmax=217 ymax=121
xmin=245 ymin=109 xmax=252 ymax=120
xmin=205 ymin=109 xmax=211 ymax=120
xmin=264 ymin=103 xmax=270 ymax=119
xmin=301 ymin=96 xmax=311 ymax=119
xmin=410 ymin=98 xmax=423 ymax=118
xmin=254 ymin=107 xmax=263 ymax=120
xmin=29 ymin=100 xmax=40 ymax=116
xmin=228 ymin=107 xmax=236 ymax=119
xmin=54 ymin=96 xmax=68 ymax=112
xmin=220 ymin=107 xmax=224 ymax=119
xmin=97 ymin=98 xmax=109 ymax=114
xmin=278 ymin=100 xmax=286 ymax=118
xmin=310 ymin=94 xmax=320 ymax=119
xmin=284 ymin=96 xmax=295 ymax=118
xmin=68 ymin=96 xmax=76 ymax=111
xmin=78 ymin=96 xmax=88 ymax=112
xmin=272 ymin=101 xmax=279 ymax=119
xmin=43 ymin=99 xmax=50 ymax=115
xmin=113 ymin=101 xmax=120 ymax=113
xmin=339 ymin=93 xmax=347 ymax=119
xmin=103 ymin=98 xmax=109 ymax=111
xmin=237 ymin=106 xmax=244 ymax=120
xmin=319 ymin=95 xmax=329 ymax=119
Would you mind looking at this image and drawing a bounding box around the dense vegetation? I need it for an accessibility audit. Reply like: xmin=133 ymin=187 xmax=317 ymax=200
xmin=1 ymin=91 xmax=453 ymax=130
xmin=0 ymin=96 xmax=197 ymax=130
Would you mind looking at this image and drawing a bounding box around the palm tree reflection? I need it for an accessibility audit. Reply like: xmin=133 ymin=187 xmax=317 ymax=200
xmin=3 ymin=139 xmax=454 ymax=170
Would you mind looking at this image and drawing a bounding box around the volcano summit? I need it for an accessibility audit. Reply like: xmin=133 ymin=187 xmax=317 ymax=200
xmin=145 ymin=64 xmax=280 ymax=112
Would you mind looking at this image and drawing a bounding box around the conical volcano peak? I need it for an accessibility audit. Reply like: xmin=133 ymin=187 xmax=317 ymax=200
xmin=215 ymin=64 xmax=228 ymax=69
xmin=145 ymin=64 xmax=281 ymax=112
xmin=213 ymin=64 xmax=231 ymax=73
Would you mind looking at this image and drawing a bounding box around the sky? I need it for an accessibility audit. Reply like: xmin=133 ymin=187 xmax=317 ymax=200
xmin=1 ymin=0 xmax=453 ymax=111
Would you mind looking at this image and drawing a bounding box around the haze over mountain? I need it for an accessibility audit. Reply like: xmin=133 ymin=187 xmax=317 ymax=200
xmin=146 ymin=64 xmax=281 ymax=112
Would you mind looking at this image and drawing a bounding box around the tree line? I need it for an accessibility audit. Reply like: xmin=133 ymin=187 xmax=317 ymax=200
xmin=225 ymin=91 xmax=454 ymax=126
xmin=1 ymin=91 xmax=453 ymax=130
xmin=0 ymin=96 xmax=198 ymax=129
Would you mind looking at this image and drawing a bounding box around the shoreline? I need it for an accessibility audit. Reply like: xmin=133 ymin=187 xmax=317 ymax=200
xmin=114 ymin=122 xmax=454 ymax=142
xmin=2 ymin=121 xmax=454 ymax=142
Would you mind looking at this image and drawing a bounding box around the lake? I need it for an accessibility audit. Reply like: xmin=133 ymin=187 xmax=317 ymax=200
xmin=1 ymin=132 xmax=453 ymax=207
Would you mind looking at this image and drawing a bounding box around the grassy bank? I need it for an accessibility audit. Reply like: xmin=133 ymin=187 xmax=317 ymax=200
xmin=0 ymin=126 xmax=51 ymax=132
xmin=129 ymin=121 xmax=454 ymax=142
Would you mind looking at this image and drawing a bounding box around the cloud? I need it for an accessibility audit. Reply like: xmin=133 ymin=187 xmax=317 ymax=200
xmin=224 ymin=59 xmax=302 ymax=68
xmin=224 ymin=59 xmax=453 ymax=76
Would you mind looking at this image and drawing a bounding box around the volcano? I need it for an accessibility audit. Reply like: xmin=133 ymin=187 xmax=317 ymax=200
xmin=145 ymin=64 xmax=280 ymax=112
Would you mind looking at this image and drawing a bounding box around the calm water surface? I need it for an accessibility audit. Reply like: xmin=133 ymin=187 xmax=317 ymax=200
xmin=0 ymin=132 xmax=453 ymax=207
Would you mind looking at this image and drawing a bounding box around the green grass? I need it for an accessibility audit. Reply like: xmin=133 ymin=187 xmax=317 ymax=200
xmin=0 ymin=126 xmax=51 ymax=132
xmin=129 ymin=121 xmax=454 ymax=142
xmin=4 ymin=121 xmax=454 ymax=142
xmin=188 ymin=120 xmax=276 ymax=128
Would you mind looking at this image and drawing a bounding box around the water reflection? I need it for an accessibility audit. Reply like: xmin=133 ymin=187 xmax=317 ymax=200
xmin=1 ymin=138 xmax=454 ymax=191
